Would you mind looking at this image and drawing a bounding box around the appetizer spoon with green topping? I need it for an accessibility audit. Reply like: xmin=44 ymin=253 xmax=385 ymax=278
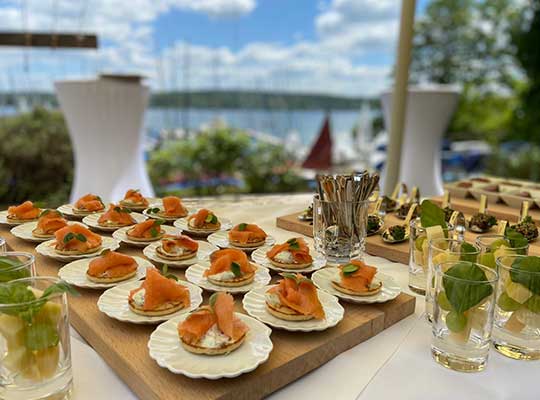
xmin=381 ymin=203 xmax=418 ymax=244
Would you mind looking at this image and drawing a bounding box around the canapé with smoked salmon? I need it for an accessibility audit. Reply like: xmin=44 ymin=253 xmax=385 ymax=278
xmin=73 ymin=194 xmax=105 ymax=215
xmin=186 ymin=209 xmax=221 ymax=233
xmin=153 ymin=196 xmax=188 ymax=219
xmin=54 ymin=224 xmax=103 ymax=255
xmin=86 ymin=250 xmax=138 ymax=283
xmin=156 ymin=234 xmax=199 ymax=261
xmin=265 ymin=273 xmax=325 ymax=321
xmin=204 ymin=249 xmax=257 ymax=287
xmin=120 ymin=189 xmax=149 ymax=210
xmin=331 ymin=260 xmax=382 ymax=296
xmin=97 ymin=204 xmax=136 ymax=228
xmin=228 ymin=223 xmax=267 ymax=248
xmin=266 ymin=238 xmax=313 ymax=269
xmin=178 ymin=292 xmax=249 ymax=355
xmin=7 ymin=201 xmax=41 ymax=223
xmin=32 ymin=209 xmax=68 ymax=238
xmin=126 ymin=220 xmax=165 ymax=242
xmin=128 ymin=268 xmax=190 ymax=316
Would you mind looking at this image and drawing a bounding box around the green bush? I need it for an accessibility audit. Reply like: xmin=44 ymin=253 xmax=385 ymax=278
xmin=0 ymin=108 xmax=73 ymax=207
xmin=485 ymin=146 xmax=540 ymax=181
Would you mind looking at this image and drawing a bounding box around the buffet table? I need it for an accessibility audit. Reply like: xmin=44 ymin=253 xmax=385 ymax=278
xmin=2 ymin=194 xmax=538 ymax=399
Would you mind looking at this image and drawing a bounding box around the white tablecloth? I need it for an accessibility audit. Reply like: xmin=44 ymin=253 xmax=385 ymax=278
xmin=68 ymin=194 xmax=538 ymax=400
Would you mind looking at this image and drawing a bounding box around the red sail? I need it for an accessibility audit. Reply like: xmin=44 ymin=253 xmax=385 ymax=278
xmin=301 ymin=115 xmax=332 ymax=170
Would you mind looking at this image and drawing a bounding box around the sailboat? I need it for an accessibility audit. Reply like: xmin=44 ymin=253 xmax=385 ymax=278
xmin=301 ymin=114 xmax=333 ymax=172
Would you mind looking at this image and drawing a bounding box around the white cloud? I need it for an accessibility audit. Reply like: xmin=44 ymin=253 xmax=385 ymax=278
xmin=171 ymin=0 xmax=256 ymax=18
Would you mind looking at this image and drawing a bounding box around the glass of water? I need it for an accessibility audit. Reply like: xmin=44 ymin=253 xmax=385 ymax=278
xmin=0 ymin=277 xmax=73 ymax=399
xmin=476 ymin=234 xmax=529 ymax=269
xmin=431 ymin=260 xmax=498 ymax=372
xmin=0 ymin=252 xmax=36 ymax=283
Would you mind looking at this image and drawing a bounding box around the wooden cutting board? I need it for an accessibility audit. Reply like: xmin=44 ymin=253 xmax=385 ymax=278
xmin=0 ymin=227 xmax=415 ymax=400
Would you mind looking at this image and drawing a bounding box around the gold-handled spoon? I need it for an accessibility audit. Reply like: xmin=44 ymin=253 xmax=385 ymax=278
xmin=382 ymin=203 xmax=417 ymax=244
xmin=367 ymin=198 xmax=384 ymax=236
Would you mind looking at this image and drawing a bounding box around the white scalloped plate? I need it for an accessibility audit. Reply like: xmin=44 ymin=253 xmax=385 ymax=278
xmin=148 ymin=313 xmax=273 ymax=379
xmin=10 ymin=221 xmax=85 ymax=243
xmin=312 ymin=268 xmax=401 ymax=304
xmin=35 ymin=236 xmax=120 ymax=262
xmin=251 ymin=246 xmax=326 ymax=274
xmin=242 ymin=285 xmax=344 ymax=332
xmin=112 ymin=225 xmax=181 ymax=247
xmin=0 ymin=210 xmax=38 ymax=226
xmin=173 ymin=216 xmax=233 ymax=236
xmin=97 ymin=279 xmax=203 ymax=324
xmin=82 ymin=212 xmax=147 ymax=232
xmin=207 ymin=230 xmax=275 ymax=252
xmin=185 ymin=262 xmax=271 ymax=293
xmin=58 ymin=255 xmax=153 ymax=289
xmin=142 ymin=202 xmax=190 ymax=222
xmin=142 ymin=240 xmax=217 ymax=268
xmin=57 ymin=204 xmax=104 ymax=219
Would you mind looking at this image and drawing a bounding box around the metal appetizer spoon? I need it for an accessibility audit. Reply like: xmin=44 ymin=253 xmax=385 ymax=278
xmin=381 ymin=203 xmax=418 ymax=244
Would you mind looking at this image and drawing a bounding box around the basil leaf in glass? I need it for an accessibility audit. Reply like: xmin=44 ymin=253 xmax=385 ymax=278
xmin=443 ymin=262 xmax=493 ymax=313
xmin=510 ymin=256 xmax=540 ymax=295
xmin=420 ymin=200 xmax=447 ymax=229
xmin=24 ymin=320 xmax=60 ymax=351
xmin=506 ymin=228 xmax=528 ymax=252
xmin=460 ymin=242 xmax=477 ymax=262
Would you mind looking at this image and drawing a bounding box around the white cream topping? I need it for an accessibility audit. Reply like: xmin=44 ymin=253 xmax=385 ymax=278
xmin=208 ymin=270 xmax=236 ymax=281
xmin=265 ymin=292 xmax=281 ymax=307
xmin=132 ymin=289 xmax=145 ymax=307
xmin=162 ymin=245 xmax=185 ymax=255
xmin=274 ymin=250 xmax=294 ymax=264
xmin=198 ymin=324 xmax=232 ymax=348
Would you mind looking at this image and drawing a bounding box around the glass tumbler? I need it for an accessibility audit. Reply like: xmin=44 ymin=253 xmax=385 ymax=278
xmin=431 ymin=261 xmax=498 ymax=372
xmin=0 ymin=277 xmax=73 ymax=400
xmin=426 ymin=239 xmax=480 ymax=322
xmin=313 ymin=195 xmax=370 ymax=264
xmin=0 ymin=252 xmax=36 ymax=283
xmin=409 ymin=218 xmax=454 ymax=295
xmin=493 ymin=255 xmax=540 ymax=360
xmin=476 ymin=234 xmax=529 ymax=269
xmin=0 ymin=238 xmax=6 ymax=253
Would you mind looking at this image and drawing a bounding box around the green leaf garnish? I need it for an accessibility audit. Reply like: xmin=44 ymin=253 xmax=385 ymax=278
xmin=210 ymin=215 xmax=218 ymax=224
xmin=209 ymin=292 xmax=219 ymax=310
xmin=420 ymin=200 xmax=447 ymax=229
xmin=75 ymin=233 xmax=87 ymax=242
xmin=510 ymin=256 xmax=540 ymax=295
xmin=460 ymin=242 xmax=477 ymax=262
xmin=42 ymin=281 xmax=80 ymax=298
xmin=238 ymin=223 xmax=247 ymax=231
xmin=150 ymin=227 xmax=158 ymax=237
xmin=342 ymin=264 xmax=359 ymax=276
xmin=205 ymin=214 xmax=213 ymax=223
xmin=63 ymin=232 xmax=74 ymax=243
xmin=231 ymin=261 xmax=242 ymax=277
xmin=280 ymin=272 xmax=298 ymax=283
xmin=24 ymin=320 xmax=60 ymax=351
xmin=287 ymin=238 xmax=300 ymax=250
xmin=443 ymin=262 xmax=493 ymax=313
xmin=39 ymin=209 xmax=51 ymax=217
xmin=506 ymin=228 xmax=528 ymax=251
xmin=154 ymin=219 xmax=165 ymax=226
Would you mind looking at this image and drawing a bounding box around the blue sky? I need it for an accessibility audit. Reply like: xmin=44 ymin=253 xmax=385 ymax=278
xmin=0 ymin=0 xmax=430 ymax=95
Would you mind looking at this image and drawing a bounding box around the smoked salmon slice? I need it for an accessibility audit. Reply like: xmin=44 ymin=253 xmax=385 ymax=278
xmin=205 ymin=249 xmax=255 ymax=277
xmin=162 ymin=196 xmax=187 ymax=216
xmin=228 ymin=223 xmax=267 ymax=244
xmin=74 ymin=194 xmax=104 ymax=212
xmin=87 ymin=251 xmax=137 ymax=278
xmin=129 ymin=268 xmax=190 ymax=311
xmin=177 ymin=292 xmax=248 ymax=345
xmin=188 ymin=209 xmax=218 ymax=228
xmin=8 ymin=201 xmax=41 ymax=220
xmin=36 ymin=210 xmax=67 ymax=234
xmin=98 ymin=204 xmax=136 ymax=225
xmin=269 ymin=274 xmax=325 ymax=319
xmin=128 ymin=220 xmax=162 ymax=238
xmin=339 ymin=260 xmax=378 ymax=292
xmin=54 ymin=224 xmax=102 ymax=251
xmin=161 ymin=234 xmax=198 ymax=253
xmin=266 ymin=238 xmax=313 ymax=264
xmin=123 ymin=189 xmax=148 ymax=206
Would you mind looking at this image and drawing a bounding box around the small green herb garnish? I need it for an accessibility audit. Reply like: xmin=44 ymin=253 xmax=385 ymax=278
xmin=209 ymin=292 xmax=219 ymax=310
xmin=39 ymin=209 xmax=51 ymax=217
xmin=287 ymin=238 xmax=300 ymax=250
xmin=342 ymin=264 xmax=359 ymax=276
xmin=147 ymin=207 xmax=160 ymax=214
xmin=75 ymin=233 xmax=87 ymax=242
xmin=150 ymin=227 xmax=158 ymax=237
xmin=238 ymin=223 xmax=247 ymax=231
xmin=230 ymin=261 xmax=242 ymax=277
xmin=160 ymin=264 xmax=178 ymax=281
xmin=63 ymin=232 xmax=74 ymax=243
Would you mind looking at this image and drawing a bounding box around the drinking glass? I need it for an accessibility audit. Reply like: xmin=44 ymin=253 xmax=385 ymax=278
xmin=0 ymin=238 xmax=6 ymax=253
xmin=426 ymin=239 xmax=480 ymax=322
xmin=431 ymin=261 xmax=498 ymax=372
xmin=493 ymin=255 xmax=540 ymax=360
xmin=313 ymin=195 xmax=370 ymax=264
xmin=476 ymin=234 xmax=529 ymax=269
xmin=409 ymin=218 xmax=454 ymax=294
xmin=0 ymin=252 xmax=36 ymax=283
xmin=0 ymin=277 xmax=73 ymax=399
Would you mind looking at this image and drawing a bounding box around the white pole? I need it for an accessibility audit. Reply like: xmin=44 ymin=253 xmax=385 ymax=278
xmin=383 ymin=0 xmax=417 ymax=195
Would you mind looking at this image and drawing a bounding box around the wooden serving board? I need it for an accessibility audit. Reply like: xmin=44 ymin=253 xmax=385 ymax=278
xmin=1 ymin=226 xmax=415 ymax=400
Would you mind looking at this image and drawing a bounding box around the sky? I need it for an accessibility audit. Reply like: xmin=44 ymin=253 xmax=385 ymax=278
xmin=0 ymin=0 xmax=430 ymax=96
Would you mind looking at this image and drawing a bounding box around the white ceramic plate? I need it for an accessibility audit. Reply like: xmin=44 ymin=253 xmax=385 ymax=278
xmin=185 ymin=262 xmax=271 ymax=293
xmin=82 ymin=211 xmax=147 ymax=232
xmin=35 ymin=236 xmax=119 ymax=262
xmin=311 ymin=268 xmax=401 ymax=304
xmin=58 ymin=255 xmax=153 ymax=289
xmin=143 ymin=240 xmax=218 ymax=268
xmin=0 ymin=210 xmax=38 ymax=226
xmin=97 ymin=279 xmax=203 ymax=324
xmin=57 ymin=204 xmax=104 ymax=220
xmin=251 ymin=246 xmax=326 ymax=274
xmin=112 ymin=225 xmax=181 ymax=247
xmin=207 ymin=230 xmax=276 ymax=252
xmin=142 ymin=202 xmax=189 ymax=222
xmin=173 ymin=216 xmax=233 ymax=236
xmin=242 ymin=285 xmax=344 ymax=332
xmin=148 ymin=313 xmax=273 ymax=379
xmin=10 ymin=221 xmax=84 ymax=243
